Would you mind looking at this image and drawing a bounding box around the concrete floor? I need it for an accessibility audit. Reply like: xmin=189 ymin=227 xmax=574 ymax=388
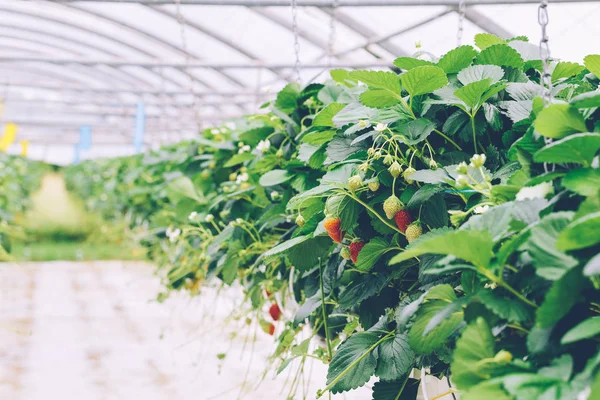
xmin=0 ymin=261 xmax=373 ymax=400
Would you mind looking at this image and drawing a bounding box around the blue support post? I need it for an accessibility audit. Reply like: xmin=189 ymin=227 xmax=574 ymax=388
xmin=134 ymin=101 xmax=146 ymax=154
xmin=73 ymin=144 xmax=81 ymax=165
xmin=79 ymin=125 xmax=92 ymax=150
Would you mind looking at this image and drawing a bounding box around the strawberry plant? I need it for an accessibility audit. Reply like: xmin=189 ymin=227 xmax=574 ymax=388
xmin=66 ymin=34 xmax=600 ymax=400
xmin=0 ymin=154 xmax=45 ymax=258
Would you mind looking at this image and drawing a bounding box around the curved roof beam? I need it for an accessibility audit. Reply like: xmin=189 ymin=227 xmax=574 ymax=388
xmin=318 ymin=7 xmax=408 ymax=58
xmin=249 ymin=7 xmax=330 ymax=51
xmin=0 ymin=64 xmax=133 ymax=89
xmin=146 ymin=5 xmax=292 ymax=84
xmin=0 ymin=63 xmax=207 ymax=118
xmin=61 ymin=3 xmax=249 ymax=89
xmin=0 ymin=5 xmax=215 ymax=91
xmin=0 ymin=22 xmax=161 ymax=88
xmin=0 ymin=34 xmax=155 ymax=89
xmin=462 ymin=7 xmax=514 ymax=39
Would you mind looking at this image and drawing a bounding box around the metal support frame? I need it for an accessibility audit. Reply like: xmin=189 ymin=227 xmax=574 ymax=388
xmin=1 ymin=82 xmax=273 ymax=96
xmin=463 ymin=7 xmax=514 ymax=39
xmin=0 ymin=55 xmax=393 ymax=68
xmin=61 ymin=3 xmax=253 ymax=89
xmin=146 ymin=5 xmax=293 ymax=84
xmin=0 ymin=33 xmax=157 ymax=89
xmin=5 ymin=0 xmax=575 ymax=147
xmin=0 ymin=22 xmax=162 ymax=87
xmin=329 ymin=7 xmax=453 ymax=59
xmin=0 ymin=5 xmax=212 ymax=90
xmin=46 ymin=0 xmax=598 ymax=5
xmin=318 ymin=7 xmax=408 ymax=58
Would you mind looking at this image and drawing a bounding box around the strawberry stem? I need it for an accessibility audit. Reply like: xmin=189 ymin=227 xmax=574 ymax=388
xmin=318 ymin=258 xmax=334 ymax=362
xmin=347 ymin=193 xmax=405 ymax=236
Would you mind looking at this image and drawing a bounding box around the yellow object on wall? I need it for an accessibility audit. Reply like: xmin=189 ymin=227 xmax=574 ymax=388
xmin=0 ymin=122 xmax=18 ymax=152
xmin=20 ymin=140 xmax=29 ymax=157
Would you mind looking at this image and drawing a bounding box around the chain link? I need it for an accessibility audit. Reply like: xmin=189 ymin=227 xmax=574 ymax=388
xmin=538 ymin=0 xmax=554 ymax=172
xmin=327 ymin=0 xmax=340 ymax=66
xmin=457 ymin=0 xmax=466 ymax=47
xmin=538 ymin=0 xmax=553 ymax=106
xmin=175 ymin=0 xmax=201 ymax=133
xmin=291 ymin=0 xmax=301 ymax=83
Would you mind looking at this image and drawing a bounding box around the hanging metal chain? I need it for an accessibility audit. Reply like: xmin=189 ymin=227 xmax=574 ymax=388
xmin=539 ymin=0 xmax=553 ymax=106
xmin=291 ymin=0 xmax=301 ymax=83
xmin=538 ymin=0 xmax=554 ymax=172
xmin=457 ymin=0 xmax=466 ymax=46
xmin=327 ymin=0 xmax=340 ymax=66
xmin=175 ymin=0 xmax=201 ymax=133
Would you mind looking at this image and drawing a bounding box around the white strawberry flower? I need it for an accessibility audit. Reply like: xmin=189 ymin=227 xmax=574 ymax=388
xmin=257 ymin=139 xmax=271 ymax=153
xmin=374 ymin=123 xmax=388 ymax=132
xmin=188 ymin=211 xmax=198 ymax=221
xmin=204 ymin=214 xmax=214 ymax=223
xmin=474 ymin=205 xmax=490 ymax=214
xmin=236 ymin=172 xmax=249 ymax=184
xmin=455 ymin=174 xmax=469 ymax=187
xmin=358 ymin=120 xmax=370 ymax=128
xmin=166 ymin=227 xmax=181 ymax=242
xmin=516 ymin=182 xmax=553 ymax=201
xmin=238 ymin=144 xmax=251 ymax=154
xmin=470 ymin=154 xmax=487 ymax=168
xmin=270 ymin=191 xmax=280 ymax=201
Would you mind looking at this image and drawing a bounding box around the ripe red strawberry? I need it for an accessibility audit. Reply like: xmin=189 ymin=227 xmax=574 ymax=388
xmin=349 ymin=241 xmax=365 ymax=263
xmin=324 ymin=216 xmax=344 ymax=243
xmin=394 ymin=210 xmax=413 ymax=233
xmin=269 ymin=303 xmax=282 ymax=321
xmin=405 ymin=223 xmax=423 ymax=243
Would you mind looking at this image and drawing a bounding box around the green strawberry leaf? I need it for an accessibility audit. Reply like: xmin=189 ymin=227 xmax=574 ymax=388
xmin=437 ymin=45 xmax=478 ymax=74
xmin=401 ymin=65 xmax=448 ymax=97
xmin=451 ymin=317 xmax=496 ymax=390
xmin=326 ymin=331 xmax=380 ymax=393
xmin=534 ymin=104 xmax=587 ymax=139
xmin=474 ymin=33 xmax=506 ymax=50
xmin=375 ymin=333 xmax=414 ymax=381
xmin=561 ymin=317 xmax=600 ymax=344
xmin=533 ymin=132 xmax=600 ymax=166
xmin=536 ymin=267 xmax=586 ymax=328
xmin=356 ymin=237 xmax=391 ymax=271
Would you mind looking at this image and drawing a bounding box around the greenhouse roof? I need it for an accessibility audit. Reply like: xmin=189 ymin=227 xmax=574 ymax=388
xmin=1 ymin=0 xmax=599 ymax=163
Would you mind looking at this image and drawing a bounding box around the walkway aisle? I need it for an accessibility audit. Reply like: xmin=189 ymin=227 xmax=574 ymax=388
xmin=0 ymin=261 xmax=371 ymax=400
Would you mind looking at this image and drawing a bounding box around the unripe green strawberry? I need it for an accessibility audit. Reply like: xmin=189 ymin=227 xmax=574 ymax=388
xmin=383 ymin=195 xmax=402 ymax=219
xmin=340 ymin=247 xmax=351 ymax=260
xmin=389 ymin=161 xmax=403 ymax=178
xmin=405 ymin=222 xmax=422 ymax=242
xmin=368 ymin=180 xmax=380 ymax=192
xmin=348 ymin=175 xmax=363 ymax=191
xmin=295 ymin=214 xmax=306 ymax=227
xmin=403 ymin=167 xmax=416 ymax=184
xmin=493 ymin=350 xmax=513 ymax=365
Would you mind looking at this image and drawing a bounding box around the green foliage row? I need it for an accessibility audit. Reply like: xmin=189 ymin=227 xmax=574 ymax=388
xmin=0 ymin=153 xmax=46 ymax=258
xmin=66 ymin=34 xmax=600 ymax=399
